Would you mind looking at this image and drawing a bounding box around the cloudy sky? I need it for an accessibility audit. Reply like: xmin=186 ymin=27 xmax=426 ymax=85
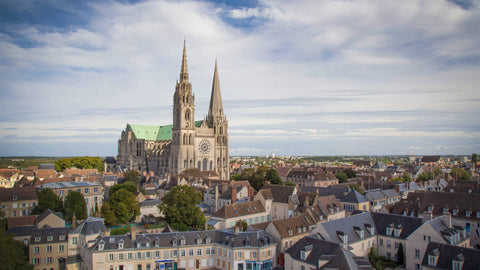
xmin=0 ymin=0 xmax=479 ymax=157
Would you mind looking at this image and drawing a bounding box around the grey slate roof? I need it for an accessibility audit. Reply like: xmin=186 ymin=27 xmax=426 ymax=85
xmin=371 ymin=212 xmax=423 ymax=239
xmin=421 ymin=242 xmax=480 ymax=269
xmin=284 ymin=236 xmax=372 ymax=269
xmin=38 ymin=181 xmax=101 ymax=189
xmin=342 ymin=190 xmax=368 ymax=204
xmin=38 ymin=164 xmax=56 ymax=170
xmin=140 ymin=199 xmax=162 ymax=207
xmin=314 ymin=212 xmax=376 ymax=245
xmin=35 ymin=209 xmax=64 ymax=224
xmin=71 ymin=217 xmax=106 ymax=235
xmin=89 ymin=230 xmax=275 ymax=252
xmin=31 ymin=227 xmax=71 ymax=244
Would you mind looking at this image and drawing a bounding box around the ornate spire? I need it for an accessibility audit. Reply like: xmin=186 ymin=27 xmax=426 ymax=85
xmin=208 ymin=59 xmax=224 ymax=122
xmin=180 ymin=40 xmax=189 ymax=82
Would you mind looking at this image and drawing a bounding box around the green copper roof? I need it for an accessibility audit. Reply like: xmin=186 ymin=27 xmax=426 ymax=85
xmin=127 ymin=121 xmax=203 ymax=141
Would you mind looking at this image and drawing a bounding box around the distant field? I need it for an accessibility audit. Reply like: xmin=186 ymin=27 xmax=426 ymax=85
xmin=0 ymin=156 xmax=64 ymax=169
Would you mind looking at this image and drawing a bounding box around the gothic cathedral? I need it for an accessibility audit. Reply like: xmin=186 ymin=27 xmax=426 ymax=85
xmin=117 ymin=41 xmax=229 ymax=179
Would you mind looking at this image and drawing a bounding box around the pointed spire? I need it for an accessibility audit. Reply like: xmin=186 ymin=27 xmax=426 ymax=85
xmin=180 ymin=39 xmax=189 ymax=82
xmin=208 ymin=59 xmax=224 ymax=122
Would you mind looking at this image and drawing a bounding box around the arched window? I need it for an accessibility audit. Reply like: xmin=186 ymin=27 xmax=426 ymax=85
xmin=190 ymin=159 xmax=193 ymax=167
xmin=189 ymin=134 xmax=193 ymax=145
xmin=183 ymin=134 xmax=187 ymax=145
xmin=185 ymin=109 xmax=190 ymax=122
xmin=210 ymin=161 xmax=213 ymax=171
xmin=184 ymin=159 xmax=187 ymax=168
xmin=197 ymin=161 xmax=201 ymax=170
xmin=220 ymin=127 xmax=223 ymax=134
xmin=217 ymin=158 xmax=220 ymax=166
xmin=203 ymin=158 xmax=208 ymax=171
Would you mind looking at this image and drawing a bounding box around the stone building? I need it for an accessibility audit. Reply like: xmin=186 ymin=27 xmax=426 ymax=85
xmin=117 ymin=41 xmax=229 ymax=180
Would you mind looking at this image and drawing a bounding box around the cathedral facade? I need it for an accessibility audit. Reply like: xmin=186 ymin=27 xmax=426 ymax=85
xmin=117 ymin=42 xmax=229 ymax=179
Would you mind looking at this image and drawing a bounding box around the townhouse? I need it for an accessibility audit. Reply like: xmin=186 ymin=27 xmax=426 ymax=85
xmin=364 ymin=189 xmax=401 ymax=212
xmin=29 ymin=227 xmax=71 ymax=270
xmin=254 ymin=184 xmax=297 ymax=220
xmin=0 ymin=186 xmax=37 ymax=217
xmin=37 ymin=181 xmax=103 ymax=216
xmin=208 ymin=200 xmax=269 ymax=230
xmin=420 ymin=242 xmax=480 ymax=269
xmin=83 ymin=229 xmax=276 ymax=270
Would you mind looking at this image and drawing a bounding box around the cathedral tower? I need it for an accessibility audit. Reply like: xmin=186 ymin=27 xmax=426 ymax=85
xmin=169 ymin=41 xmax=196 ymax=175
xmin=207 ymin=60 xmax=229 ymax=180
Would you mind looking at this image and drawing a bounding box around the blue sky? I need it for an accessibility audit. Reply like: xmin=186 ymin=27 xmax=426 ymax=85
xmin=0 ymin=0 xmax=479 ymax=157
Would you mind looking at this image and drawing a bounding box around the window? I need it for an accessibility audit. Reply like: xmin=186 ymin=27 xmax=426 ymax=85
xmin=387 ymin=252 xmax=391 ymax=259
xmin=35 ymin=237 xmax=41 ymax=242
xmin=46 ymin=257 xmax=53 ymax=264
xmin=34 ymin=247 xmax=39 ymax=254
xmin=137 ymin=265 xmax=142 ymax=270
xmin=428 ymin=255 xmax=436 ymax=266
xmin=119 ymin=253 xmax=124 ymax=261
xmin=415 ymin=249 xmax=420 ymax=258
xmin=128 ymin=253 xmax=133 ymax=260
xmin=137 ymin=252 xmax=142 ymax=260
xmin=60 ymin=190 xmax=64 ymax=196
xmin=211 ymin=248 xmax=215 ymax=255
xmin=387 ymin=240 xmax=391 ymax=247
xmin=59 ymin=235 xmax=65 ymax=240
xmin=197 ymin=249 xmax=202 ymax=256
xmin=155 ymin=251 xmax=160 ymax=258
xmin=189 ymin=249 xmax=194 ymax=256
xmin=85 ymin=188 xmax=89 ymax=193
xmin=72 ymin=237 xmax=78 ymax=244
xmin=206 ymin=248 xmax=210 ymax=255
xmin=453 ymin=261 xmax=463 ymax=270
xmin=172 ymin=250 xmax=178 ymax=257
xmin=252 ymin=252 xmax=257 ymax=258
xmin=47 ymin=236 xmax=53 ymax=241
xmin=379 ymin=239 xmax=383 ymax=246
xmin=181 ymin=250 xmax=186 ymax=257
xmin=59 ymin=245 xmax=64 ymax=252
xmin=109 ymin=254 xmax=114 ymax=261
xmin=33 ymin=258 xmax=40 ymax=265
xmin=237 ymin=252 xmax=242 ymax=259
xmin=94 ymin=187 xmax=98 ymax=192
xmin=395 ymin=242 xmax=399 ymax=249
xmin=46 ymin=246 xmax=52 ymax=253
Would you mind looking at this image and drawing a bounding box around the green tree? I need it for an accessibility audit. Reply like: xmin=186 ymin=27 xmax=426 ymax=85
xmin=240 ymin=168 xmax=255 ymax=181
xmin=63 ymin=191 xmax=87 ymax=223
xmin=72 ymin=156 xmax=103 ymax=172
xmin=402 ymin=172 xmax=412 ymax=182
xmin=55 ymin=158 xmax=72 ymax=172
xmin=100 ymin=202 xmax=118 ymax=227
xmin=231 ymin=174 xmax=242 ymax=181
xmin=397 ymin=243 xmax=405 ymax=265
xmin=108 ymin=182 xmax=138 ymax=198
xmin=109 ymin=189 xmax=140 ymax=224
xmin=124 ymin=169 xmax=141 ymax=184
xmin=349 ymin=183 xmax=362 ymax=193
xmin=266 ymin=168 xmax=282 ymax=185
xmin=335 ymin=172 xmax=348 ymax=183
xmin=285 ymin=181 xmax=296 ymax=186
xmin=344 ymin=168 xmax=357 ymax=178
xmin=32 ymin=188 xmax=63 ymax=214
xmin=450 ymin=168 xmax=471 ymax=180
xmin=0 ymin=230 xmax=33 ymax=270
xmin=158 ymin=185 xmax=205 ymax=231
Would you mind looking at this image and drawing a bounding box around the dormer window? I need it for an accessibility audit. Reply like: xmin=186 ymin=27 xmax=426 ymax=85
xmin=300 ymin=250 xmax=306 ymax=260
xmin=342 ymin=235 xmax=348 ymax=243
xmin=205 ymin=236 xmax=211 ymax=244
xmin=35 ymin=237 xmax=41 ymax=242
xmin=452 ymin=253 xmax=465 ymax=270
xmin=146 ymin=242 xmax=150 ymax=247
xmin=137 ymin=243 xmax=141 ymax=248
xmin=12 ymin=195 xmax=17 ymax=201
xmin=386 ymin=227 xmax=393 ymax=236
xmin=394 ymin=228 xmax=401 ymax=237
xmin=119 ymin=243 xmax=124 ymax=249
xmin=196 ymin=237 xmax=202 ymax=245
xmin=98 ymin=240 xmax=105 ymax=251
xmin=428 ymin=206 xmax=433 ymax=212
xmin=359 ymin=230 xmax=364 ymax=239
xmin=443 ymin=208 xmax=448 ymax=214
xmin=155 ymin=240 xmax=159 ymax=247
xmin=172 ymin=238 xmax=177 ymax=246
xmin=59 ymin=235 xmax=65 ymax=240
xmin=47 ymin=236 xmax=53 ymax=241
xmin=302 ymin=226 xmax=306 ymax=233
xmin=476 ymin=212 xmax=480 ymax=218
xmin=180 ymin=236 xmax=186 ymax=246
xmin=466 ymin=210 xmax=471 ymax=217
xmin=452 ymin=209 xmax=458 ymax=215
xmin=297 ymin=227 xmax=301 ymax=233
xmin=428 ymin=255 xmax=437 ymax=266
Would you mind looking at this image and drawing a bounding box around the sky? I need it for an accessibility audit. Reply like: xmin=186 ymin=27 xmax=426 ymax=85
xmin=0 ymin=0 xmax=479 ymax=157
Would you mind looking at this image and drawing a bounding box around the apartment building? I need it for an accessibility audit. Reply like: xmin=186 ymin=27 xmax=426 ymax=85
xmin=83 ymin=229 xmax=276 ymax=270
xmin=37 ymin=181 xmax=103 ymax=215
xmin=0 ymin=186 xmax=37 ymax=217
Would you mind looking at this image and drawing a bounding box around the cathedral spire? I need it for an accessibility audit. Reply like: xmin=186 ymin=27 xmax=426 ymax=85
xmin=208 ymin=59 xmax=224 ymax=122
xmin=180 ymin=40 xmax=189 ymax=82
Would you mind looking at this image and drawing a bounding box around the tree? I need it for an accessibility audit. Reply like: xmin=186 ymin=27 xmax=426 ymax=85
xmin=55 ymin=158 xmax=72 ymax=172
xmin=63 ymin=191 xmax=87 ymax=223
xmin=32 ymin=188 xmax=63 ymax=214
xmin=397 ymin=243 xmax=405 ymax=265
xmin=344 ymin=168 xmax=357 ymax=178
xmin=158 ymin=185 xmax=205 ymax=231
xmin=100 ymin=202 xmax=117 ymax=227
xmin=450 ymin=168 xmax=471 ymax=180
xmin=124 ymin=169 xmax=141 ymax=184
xmin=240 ymin=168 xmax=255 ymax=181
xmin=108 ymin=182 xmax=138 ymax=198
xmin=285 ymin=181 xmax=296 ymax=186
xmin=109 ymin=189 xmax=140 ymax=224
xmin=402 ymin=172 xmax=412 ymax=182
xmin=349 ymin=183 xmax=362 ymax=193
xmin=0 ymin=230 xmax=33 ymax=270
xmin=231 ymin=174 xmax=242 ymax=181
xmin=266 ymin=168 xmax=282 ymax=185
xmin=335 ymin=172 xmax=348 ymax=183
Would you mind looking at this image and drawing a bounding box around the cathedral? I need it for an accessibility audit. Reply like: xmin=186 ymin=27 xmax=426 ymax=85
xmin=117 ymin=41 xmax=229 ymax=179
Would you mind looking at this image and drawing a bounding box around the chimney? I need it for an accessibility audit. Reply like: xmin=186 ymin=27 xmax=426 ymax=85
xmin=248 ymin=187 xmax=254 ymax=201
xmin=304 ymin=197 xmax=309 ymax=207
xmin=444 ymin=213 xmax=452 ymax=228
xmin=130 ymin=226 xmax=136 ymax=241
xmin=423 ymin=211 xmax=433 ymax=221
xmin=102 ymin=229 xmax=110 ymax=236
xmin=394 ymin=184 xmax=400 ymax=193
xmin=231 ymin=186 xmax=237 ymax=203
xmin=71 ymin=213 xmax=77 ymax=229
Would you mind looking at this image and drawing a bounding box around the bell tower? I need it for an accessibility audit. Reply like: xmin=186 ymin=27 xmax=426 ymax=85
xmin=207 ymin=60 xmax=230 ymax=180
xmin=170 ymin=40 xmax=196 ymax=175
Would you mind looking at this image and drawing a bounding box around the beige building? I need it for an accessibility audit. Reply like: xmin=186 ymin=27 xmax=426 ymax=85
xmin=209 ymin=200 xmax=270 ymax=229
xmin=29 ymin=227 xmax=71 ymax=270
xmin=0 ymin=186 xmax=37 ymax=217
xmin=83 ymin=230 xmax=276 ymax=270
xmin=37 ymin=181 xmax=103 ymax=216
xmin=254 ymin=185 xmax=298 ymax=220
xmin=117 ymin=41 xmax=229 ymax=179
